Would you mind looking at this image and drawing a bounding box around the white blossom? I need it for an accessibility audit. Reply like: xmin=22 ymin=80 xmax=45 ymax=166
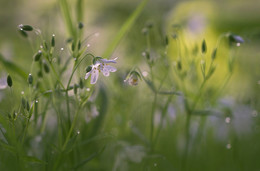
xmin=85 ymin=57 xmax=117 ymax=84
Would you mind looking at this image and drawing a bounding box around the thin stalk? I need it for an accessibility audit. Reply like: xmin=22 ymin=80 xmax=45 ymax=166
xmin=150 ymin=93 xmax=157 ymax=152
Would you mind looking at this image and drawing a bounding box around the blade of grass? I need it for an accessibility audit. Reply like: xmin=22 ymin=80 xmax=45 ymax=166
xmin=0 ymin=54 xmax=27 ymax=79
xmin=102 ymin=0 xmax=149 ymax=58
xmin=59 ymin=0 xmax=76 ymax=39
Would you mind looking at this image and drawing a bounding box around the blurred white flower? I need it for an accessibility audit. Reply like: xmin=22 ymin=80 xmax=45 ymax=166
xmin=85 ymin=57 xmax=117 ymax=84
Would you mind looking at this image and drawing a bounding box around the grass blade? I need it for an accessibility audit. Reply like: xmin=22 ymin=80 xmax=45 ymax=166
xmin=102 ymin=0 xmax=149 ymax=58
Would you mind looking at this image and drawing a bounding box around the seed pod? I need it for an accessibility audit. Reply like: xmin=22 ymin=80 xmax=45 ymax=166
xmin=43 ymin=62 xmax=50 ymax=73
xmin=78 ymin=22 xmax=84 ymax=29
xmin=201 ymin=39 xmax=207 ymax=54
xmin=34 ymin=50 xmax=42 ymax=61
xmin=19 ymin=24 xmax=33 ymax=31
xmin=7 ymin=74 xmax=12 ymax=87
xmin=28 ymin=74 xmax=33 ymax=85
xmin=51 ymin=34 xmax=55 ymax=47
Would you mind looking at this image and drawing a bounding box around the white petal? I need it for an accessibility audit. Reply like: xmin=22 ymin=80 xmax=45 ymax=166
xmin=90 ymin=68 xmax=99 ymax=84
xmin=85 ymin=71 xmax=91 ymax=80
xmin=102 ymin=70 xmax=110 ymax=77
xmin=104 ymin=65 xmax=117 ymax=72
xmin=100 ymin=58 xmax=117 ymax=63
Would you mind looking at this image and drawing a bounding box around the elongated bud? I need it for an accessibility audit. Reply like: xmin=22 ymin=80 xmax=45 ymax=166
xmin=43 ymin=40 xmax=48 ymax=50
xmin=177 ymin=60 xmax=182 ymax=71
xmin=37 ymin=71 xmax=43 ymax=78
xmin=86 ymin=66 xmax=92 ymax=73
xmin=21 ymin=97 xmax=26 ymax=109
xmin=165 ymin=36 xmax=169 ymax=46
xmin=28 ymin=73 xmax=33 ymax=85
xmin=71 ymin=42 xmax=75 ymax=51
xmin=142 ymin=51 xmax=150 ymax=60
xmin=19 ymin=24 xmax=33 ymax=31
xmin=78 ymin=22 xmax=84 ymax=29
xmin=201 ymin=39 xmax=207 ymax=54
xmin=78 ymin=41 xmax=81 ymax=50
xmin=34 ymin=50 xmax=42 ymax=61
xmin=18 ymin=29 xmax=28 ymax=37
xmin=51 ymin=34 xmax=55 ymax=47
xmin=43 ymin=62 xmax=50 ymax=73
xmin=73 ymin=84 xmax=78 ymax=95
xmin=79 ymin=78 xmax=84 ymax=89
xmin=211 ymin=48 xmax=217 ymax=60
xmin=26 ymin=101 xmax=30 ymax=111
xmin=7 ymin=74 xmax=12 ymax=87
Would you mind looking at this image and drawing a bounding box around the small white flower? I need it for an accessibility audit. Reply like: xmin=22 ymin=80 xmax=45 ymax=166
xmin=85 ymin=57 xmax=117 ymax=84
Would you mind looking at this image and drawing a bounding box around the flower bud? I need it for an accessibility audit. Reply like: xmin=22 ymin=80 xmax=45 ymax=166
xmin=18 ymin=29 xmax=28 ymax=38
xmin=78 ymin=41 xmax=81 ymax=50
xmin=211 ymin=48 xmax=217 ymax=60
xmin=71 ymin=42 xmax=75 ymax=51
xmin=51 ymin=34 xmax=55 ymax=47
xmin=228 ymin=34 xmax=244 ymax=44
xmin=165 ymin=36 xmax=169 ymax=46
xmin=142 ymin=51 xmax=150 ymax=60
xmin=34 ymin=50 xmax=42 ymax=61
xmin=73 ymin=84 xmax=78 ymax=95
xmin=7 ymin=74 xmax=12 ymax=87
xmin=78 ymin=22 xmax=84 ymax=29
xmin=125 ymin=71 xmax=141 ymax=86
xmin=201 ymin=39 xmax=207 ymax=54
xmin=79 ymin=78 xmax=84 ymax=89
xmin=43 ymin=62 xmax=50 ymax=73
xmin=19 ymin=24 xmax=33 ymax=31
xmin=177 ymin=60 xmax=182 ymax=71
xmin=28 ymin=73 xmax=33 ymax=85
xmin=86 ymin=66 xmax=92 ymax=73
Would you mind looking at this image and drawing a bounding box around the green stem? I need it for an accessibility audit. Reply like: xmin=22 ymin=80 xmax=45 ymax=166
xmin=150 ymin=93 xmax=157 ymax=152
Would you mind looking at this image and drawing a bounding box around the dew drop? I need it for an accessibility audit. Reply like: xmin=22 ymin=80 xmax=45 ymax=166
xmin=61 ymin=47 xmax=64 ymax=51
xmin=77 ymin=130 xmax=80 ymax=135
xmin=40 ymin=45 xmax=43 ymax=49
xmin=236 ymin=43 xmax=241 ymax=47
xmin=87 ymin=44 xmax=90 ymax=47
xmin=74 ymin=58 xmax=77 ymax=61
xmin=35 ymin=100 xmax=39 ymax=103
xmin=21 ymin=91 xmax=24 ymax=95
xmin=86 ymin=88 xmax=90 ymax=91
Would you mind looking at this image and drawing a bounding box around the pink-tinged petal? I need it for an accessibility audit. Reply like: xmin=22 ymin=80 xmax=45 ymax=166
xmin=90 ymin=68 xmax=99 ymax=84
xmin=85 ymin=71 xmax=92 ymax=80
xmin=104 ymin=65 xmax=117 ymax=72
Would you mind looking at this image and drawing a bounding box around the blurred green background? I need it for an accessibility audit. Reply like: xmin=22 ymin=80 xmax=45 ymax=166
xmin=0 ymin=0 xmax=260 ymax=170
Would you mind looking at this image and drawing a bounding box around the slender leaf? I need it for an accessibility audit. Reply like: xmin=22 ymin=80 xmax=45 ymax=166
xmin=102 ymin=0 xmax=149 ymax=58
